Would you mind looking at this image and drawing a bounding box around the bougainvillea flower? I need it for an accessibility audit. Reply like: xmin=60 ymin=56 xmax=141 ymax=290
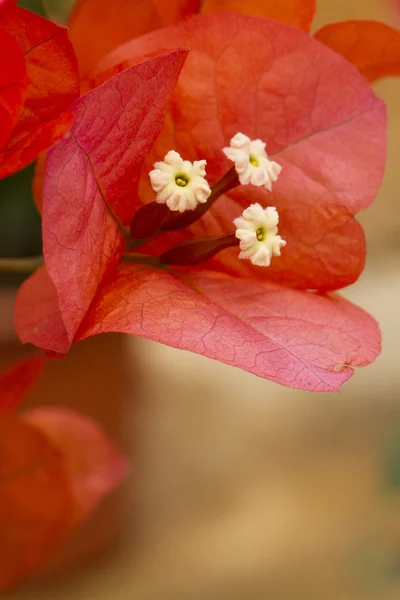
xmin=66 ymin=0 xmax=400 ymax=85
xmin=0 ymin=357 xmax=128 ymax=591
xmin=0 ymin=0 xmax=79 ymax=179
xmin=15 ymin=14 xmax=385 ymax=392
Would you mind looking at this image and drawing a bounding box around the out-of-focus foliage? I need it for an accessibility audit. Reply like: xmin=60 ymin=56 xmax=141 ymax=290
xmin=384 ymin=430 xmax=400 ymax=492
xmin=42 ymin=0 xmax=79 ymax=24
xmin=0 ymin=164 xmax=41 ymax=258
xmin=1 ymin=2 xmax=43 ymax=262
xmin=18 ymin=0 xmax=44 ymax=17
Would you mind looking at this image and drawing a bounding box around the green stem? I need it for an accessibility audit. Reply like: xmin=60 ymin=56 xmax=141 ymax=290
xmin=0 ymin=256 xmax=44 ymax=274
xmin=121 ymin=252 xmax=161 ymax=267
xmin=0 ymin=253 xmax=162 ymax=275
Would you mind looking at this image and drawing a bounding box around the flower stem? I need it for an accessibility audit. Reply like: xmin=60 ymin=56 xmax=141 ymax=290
xmin=0 ymin=252 xmax=162 ymax=275
xmin=0 ymin=256 xmax=44 ymax=274
xmin=121 ymin=252 xmax=161 ymax=267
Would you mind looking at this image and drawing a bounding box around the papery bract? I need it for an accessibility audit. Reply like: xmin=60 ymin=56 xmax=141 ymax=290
xmin=0 ymin=0 xmax=16 ymax=12
xmin=15 ymin=14 xmax=385 ymax=392
xmin=0 ymin=414 xmax=72 ymax=592
xmin=63 ymin=0 xmax=400 ymax=90
xmin=0 ymin=28 xmax=27 ymax=149
xmin=42 ymin=51 xmax=187 ymax=345
xmin=200 ymin=0 xmax=316 ymax=31
xmin=69 ymin=0 xmax=199 ymax=75
xmin=16 ymin=265 xmax=381 ymax=392
xmin=23 ymin=408 xmax=129 ymax=524
xmin=14 ymin=266 xmax=69 ymax=354
xmin=0 ymin=4 xmax=79 ymax=178
xmin=68 ymin=0 xmax=316 ymax=79
xmin=314 ymin=20 xmax=400 ymax=83
xmin=93 ymin=12 xmax=386 ymax=291
xmin=0 ymin=356 xmax=43 ymax=412
xmin=81 ymin=268 xmax=381 ymax=392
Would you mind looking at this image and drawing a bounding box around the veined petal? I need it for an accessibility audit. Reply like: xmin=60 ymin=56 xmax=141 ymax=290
xmin=92 ymin=12 xmax=385 ymax=291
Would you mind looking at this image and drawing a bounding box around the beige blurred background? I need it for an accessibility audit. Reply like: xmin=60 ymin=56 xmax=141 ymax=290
xmin=2 ymin=0 xmax=400 ymax=598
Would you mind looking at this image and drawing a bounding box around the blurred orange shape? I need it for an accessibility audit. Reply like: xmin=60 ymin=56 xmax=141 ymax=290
xmin=0 ymin=356 xmax=43 ymax=412
xmin=24 ymin=408 xmax=129 ymax=524
xmin=201 ymin=0 xmax=316 ymax=31
xmin=0 ymin=414 xmax=73 ymax=592
xmin=314 ymin=20 xmax=400 ymax=83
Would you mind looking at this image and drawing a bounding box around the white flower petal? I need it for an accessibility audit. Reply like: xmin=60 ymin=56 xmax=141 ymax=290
xmin=164 ymin=150 xmax=182 ymax=165
xmin=230 ymin=132 xmax=251 ymax=148
xmin=234 ymin=204 xmax=285 ymax=267
xmin=150 ymin=151 xmax=211 ymax=212
xmin=223 ymin=133 xmax=281 ymax=191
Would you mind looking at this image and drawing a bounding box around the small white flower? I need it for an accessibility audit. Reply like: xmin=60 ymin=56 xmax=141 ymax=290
xmin=234 ymin=203 xmax=286 ymax=267
xmin=223 ymin=132 xmax=281 ymax=191
xmin=149 ymin=150 xmax=211 ymax=213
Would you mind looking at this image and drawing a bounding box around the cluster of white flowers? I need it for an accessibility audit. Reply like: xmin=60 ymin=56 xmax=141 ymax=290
xmin=149 ymin=133 xmax=285 ymax=267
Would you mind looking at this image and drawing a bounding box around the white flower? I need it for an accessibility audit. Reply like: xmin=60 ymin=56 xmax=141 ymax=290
xmin=223 ymin=132 xmax=281 ymax=190
xmin=234 ymin=203 xmax=286 ymax=267
xmin=149 ymin=150 xmax=211 ymax=213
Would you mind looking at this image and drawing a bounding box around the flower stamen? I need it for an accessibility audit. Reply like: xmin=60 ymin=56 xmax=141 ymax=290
xmin=256 ymin=226 xmax=265 ymax=242
xmin=175 ymin=174 xmax=189 ymax=187
xmin=250 ymin=155 xmax=259 ymax=167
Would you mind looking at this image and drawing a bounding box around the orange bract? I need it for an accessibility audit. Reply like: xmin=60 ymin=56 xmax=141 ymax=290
xmin=24 ymin=408 xmax=129 ymax=525
xmin=201 ymin=0 xmax=316 ymax=31
xmin=69 ymin=0 xmax=200 ymax=75
xmin=315 ymin=20 xmax=400 ymax=83
xmin=0 ymin=414 xmax=73 ymax=592
xmin=0 ymin=356 xmax=43 ymax=412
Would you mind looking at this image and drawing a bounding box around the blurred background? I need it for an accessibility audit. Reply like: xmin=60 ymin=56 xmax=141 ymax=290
xmin=1 ymin=0 xmax=400 ymax=598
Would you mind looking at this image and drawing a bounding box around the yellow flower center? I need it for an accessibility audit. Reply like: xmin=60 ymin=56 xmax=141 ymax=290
xmin=175 ymin=174 xmax=189 ymax=187
xmin=256 ymin=227 xmax=265 ymax=242
xmin=249 ymin=155 xmax=259 ymax=167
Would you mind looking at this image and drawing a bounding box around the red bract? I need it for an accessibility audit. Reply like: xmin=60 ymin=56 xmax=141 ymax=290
xmin=23 ymin=408 xmax=129 ymax=525
xmin=0 ymin=2 xmax=79 ymax=179
xmin=0 ymin=413 xmax=72 ymax=593
xmin=66 ymin=0 xmax=400 ymax=85
xmin=0 ymin=358 xmax=128 ymax=590
xmin=14 ymin=14 xmax=384 ymax=391
xmin=93 ymin=13 xmax=386 ymax=291
xmin=0 ymin=28 xmax=27 ymax=149
xmin=68 ymin=0 xmax=316 ymax=76
xmin=0 ymin=355 xmax=43 ymax=411
xmin=42 ymin=50 xmax=187 ymax=344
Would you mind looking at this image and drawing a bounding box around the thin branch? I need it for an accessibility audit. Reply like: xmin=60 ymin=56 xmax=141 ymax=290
xmin=0 ymin=256 xmax=44 ymax=274
xmin=0 ymin=253 xmax=161 ymax=275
